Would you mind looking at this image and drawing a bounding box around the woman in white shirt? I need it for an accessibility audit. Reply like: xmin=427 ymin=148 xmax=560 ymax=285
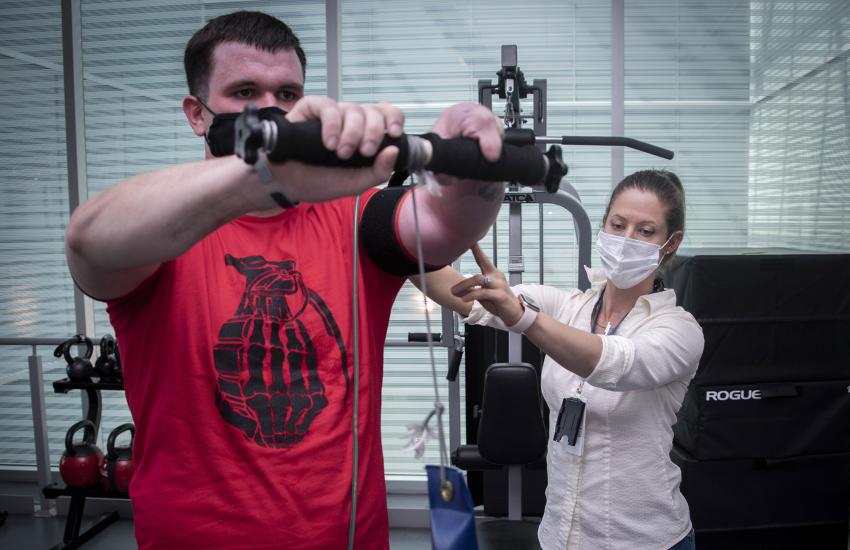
xmin=416 ymin=170 xmax=705 ymax=550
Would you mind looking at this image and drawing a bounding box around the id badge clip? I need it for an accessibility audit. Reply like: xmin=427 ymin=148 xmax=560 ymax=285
xmin=554 ymin=395 xmax=586 ymax=456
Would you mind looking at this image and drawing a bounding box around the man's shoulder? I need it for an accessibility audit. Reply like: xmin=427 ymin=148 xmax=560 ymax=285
xmin=294 ymin=187 xmax=384 ymax=220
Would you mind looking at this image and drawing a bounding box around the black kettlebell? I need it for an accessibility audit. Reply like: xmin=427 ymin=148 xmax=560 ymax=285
xmin=94 ymin=334 xmax=118 ymax=379
xmin=54 ymin=335 xmax=94 ymax=381
xmin=112 ymin=340 xmax=123 ymax=383
xmin=100 ymin=423 xmax=135 ymax=493
xmin=59 ymin=420 xmax=104 ymax=488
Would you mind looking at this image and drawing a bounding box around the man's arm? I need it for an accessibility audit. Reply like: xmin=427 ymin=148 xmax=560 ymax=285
xmin=66 ymin=97 xmax=403 ymax=300
xmin=395 ymin=103 xmax=505 ymax=268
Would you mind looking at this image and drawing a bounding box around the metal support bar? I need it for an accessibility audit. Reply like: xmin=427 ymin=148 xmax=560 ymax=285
xmin=61 ymin=0 xmax=95 ymax=341
xmin=443 ymin=263 xmax=461 ymax=453
xmin=57 ymin=499 xmax=119 ymax=550
xmin=507 ymin=465 xmax=522 ymax=520
xmin=82 ymin=387 xmax=102 ymax=437
xmin=503 ymin=188 xmax=593 ymax=291
xmin=532 ymin=79 xmax=547 ymax=149
xmin=508 ymin=201 xmax=523 ymax=363
xmin=0 ymin=338 xmax=72 ymax=346
xmin=61 ymin=0 xmax=85 ymax=215
xmin=325 ymin=0 xmax=341 ymax=100
xmin=533 ymin=81 xmax=547 ymax=285
xmin=384 ymin=340 xmax=449 ymax=348
xmin=611 ymin=0 xmax=625 ymax=186
xmin=539 ymin=201 xmax=545 ymax=285
xmin=29 ymin=351 xmax=56 ymax=517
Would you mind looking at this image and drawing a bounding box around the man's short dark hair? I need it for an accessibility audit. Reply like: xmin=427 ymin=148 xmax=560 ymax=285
xmin=184 ymin=11 xmax=307 ymax=99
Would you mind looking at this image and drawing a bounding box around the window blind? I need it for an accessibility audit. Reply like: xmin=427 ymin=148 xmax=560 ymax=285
xmin=0 ymin=0 xmax=327 ymax=467
xmin=4 ymin=0 xmax=835 ymax=479
xmin=0 ymin=1 xmax=84 ymax=466
xmin=624 ymin=0 xmax=751 ymax=250
xmin=341 ymin=0 xmax=611 ymax=476
xmin=749 ymin=0 xmax=850 ymax=252
xmin=77 ymin=0 xmax=328 ymax=458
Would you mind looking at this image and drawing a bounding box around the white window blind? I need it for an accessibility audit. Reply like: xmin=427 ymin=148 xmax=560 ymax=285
xmin=78 ymin=0 xmax=327 ymax=448
xmin=0 ymin=1 xmax=85 ymax=466
xmin=624 ymin=0 xmax=751 ymax=250
xmin=3 ymin=0 xmax=840 ymax=477
xmin=341 ymin=0 xmax=611 ymax=476
xmin=749 ymin=0 xmax=850 ymax=251
xmin=0 ymin=1 xmax=327 ymax=467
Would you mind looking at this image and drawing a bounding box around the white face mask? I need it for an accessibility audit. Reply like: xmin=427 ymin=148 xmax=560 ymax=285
xmin=596 ymin=230 xmax=675 ymax=289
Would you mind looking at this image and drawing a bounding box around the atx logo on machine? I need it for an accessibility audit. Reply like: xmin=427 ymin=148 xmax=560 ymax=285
xmin=705 ymin=389 xmax=762 ymax=401
xmin=504 ymin=193 xmax=535 ymax=203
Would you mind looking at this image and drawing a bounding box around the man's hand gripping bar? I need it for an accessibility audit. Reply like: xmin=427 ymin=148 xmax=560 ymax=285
xmin=234 ymin=104 xmax=567 ymax=193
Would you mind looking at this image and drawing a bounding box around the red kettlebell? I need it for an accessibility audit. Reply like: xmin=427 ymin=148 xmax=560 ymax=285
xmin=60 ymin=420 xmax=104 ymax=488
xmin=100 ymin=423 xmax=135 ymax=493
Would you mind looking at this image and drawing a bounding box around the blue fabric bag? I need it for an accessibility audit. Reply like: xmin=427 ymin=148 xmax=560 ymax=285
xmin=426 ymin=464 xmax=479 ymax=550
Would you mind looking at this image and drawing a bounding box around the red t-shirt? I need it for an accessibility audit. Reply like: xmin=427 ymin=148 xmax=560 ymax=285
xmin=107 ymin=190 xmax=406 ymax=549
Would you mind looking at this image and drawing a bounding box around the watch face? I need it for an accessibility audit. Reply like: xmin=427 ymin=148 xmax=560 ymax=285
xmin=520 ymin=294 xmax=540 ymax=312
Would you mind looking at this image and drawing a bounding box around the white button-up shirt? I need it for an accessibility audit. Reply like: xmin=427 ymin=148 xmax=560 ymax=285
xmin=464 ymin=268 xmax=704 ymax=550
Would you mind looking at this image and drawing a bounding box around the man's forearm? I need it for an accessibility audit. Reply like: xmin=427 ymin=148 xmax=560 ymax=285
xmin=67 ymin=156 xmax=260 ymax=271
xmin=65 ymin=156 xmax=266 ymax=299
xmin=396 ymin=178 xmax=504 ymax=267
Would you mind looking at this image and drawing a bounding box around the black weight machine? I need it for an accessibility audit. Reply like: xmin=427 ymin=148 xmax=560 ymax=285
xmin=447 ymin=45 xmax=675 ymax=523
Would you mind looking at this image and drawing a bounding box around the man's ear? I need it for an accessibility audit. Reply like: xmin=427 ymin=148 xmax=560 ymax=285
xmin=182 ymin=95 xmax=207 ymax=137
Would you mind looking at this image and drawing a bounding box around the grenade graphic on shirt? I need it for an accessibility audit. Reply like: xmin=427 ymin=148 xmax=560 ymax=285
xmin=213 ymin=254 xmax=349 ymax=448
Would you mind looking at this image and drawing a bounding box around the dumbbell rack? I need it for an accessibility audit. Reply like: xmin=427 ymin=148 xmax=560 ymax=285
xmin=42 ymin=377 xmax=128 ymax=550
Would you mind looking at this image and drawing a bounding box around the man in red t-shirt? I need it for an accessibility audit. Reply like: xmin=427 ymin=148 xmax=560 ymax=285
xmin=65 ymin=11 xmax=505 ymax=550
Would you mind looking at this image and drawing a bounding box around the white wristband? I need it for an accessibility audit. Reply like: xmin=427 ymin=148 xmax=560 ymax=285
xmin=506 ymin=303 xmax=539 ymax=334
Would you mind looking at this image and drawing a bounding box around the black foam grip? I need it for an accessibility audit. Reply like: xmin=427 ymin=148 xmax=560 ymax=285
xmin=504 ymin=128 xmax=536 ymax=147
xmin=446 ymin=349 xmax=463 ymax=382
xmin=266 ymin=117 xmax=411 ymax=168
xmin=423 ymin=133 xmax=546 ymax=186
xmin=408 ymin=332 xmax=442 ymax=343
xmin=260 ymin=116 xmax=551 ymax=184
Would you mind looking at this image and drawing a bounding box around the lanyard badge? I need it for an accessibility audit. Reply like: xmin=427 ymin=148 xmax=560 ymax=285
xmin=554 ymin=395 xmax=586 ymax=456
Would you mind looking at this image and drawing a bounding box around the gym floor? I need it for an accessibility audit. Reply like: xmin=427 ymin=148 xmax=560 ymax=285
xmin=3 ymin=511 xmax=850 ymax=549
xmin=0 ymin=513 xmax=543 ymax=549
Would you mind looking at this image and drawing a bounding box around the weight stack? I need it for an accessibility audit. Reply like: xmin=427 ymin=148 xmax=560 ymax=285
xmin=663 ymin=251 xmax=850 ymax=548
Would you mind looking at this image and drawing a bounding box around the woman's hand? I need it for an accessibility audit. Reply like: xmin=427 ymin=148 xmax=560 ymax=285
xmin=450 ymin=244 xmax=525 ymax=326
